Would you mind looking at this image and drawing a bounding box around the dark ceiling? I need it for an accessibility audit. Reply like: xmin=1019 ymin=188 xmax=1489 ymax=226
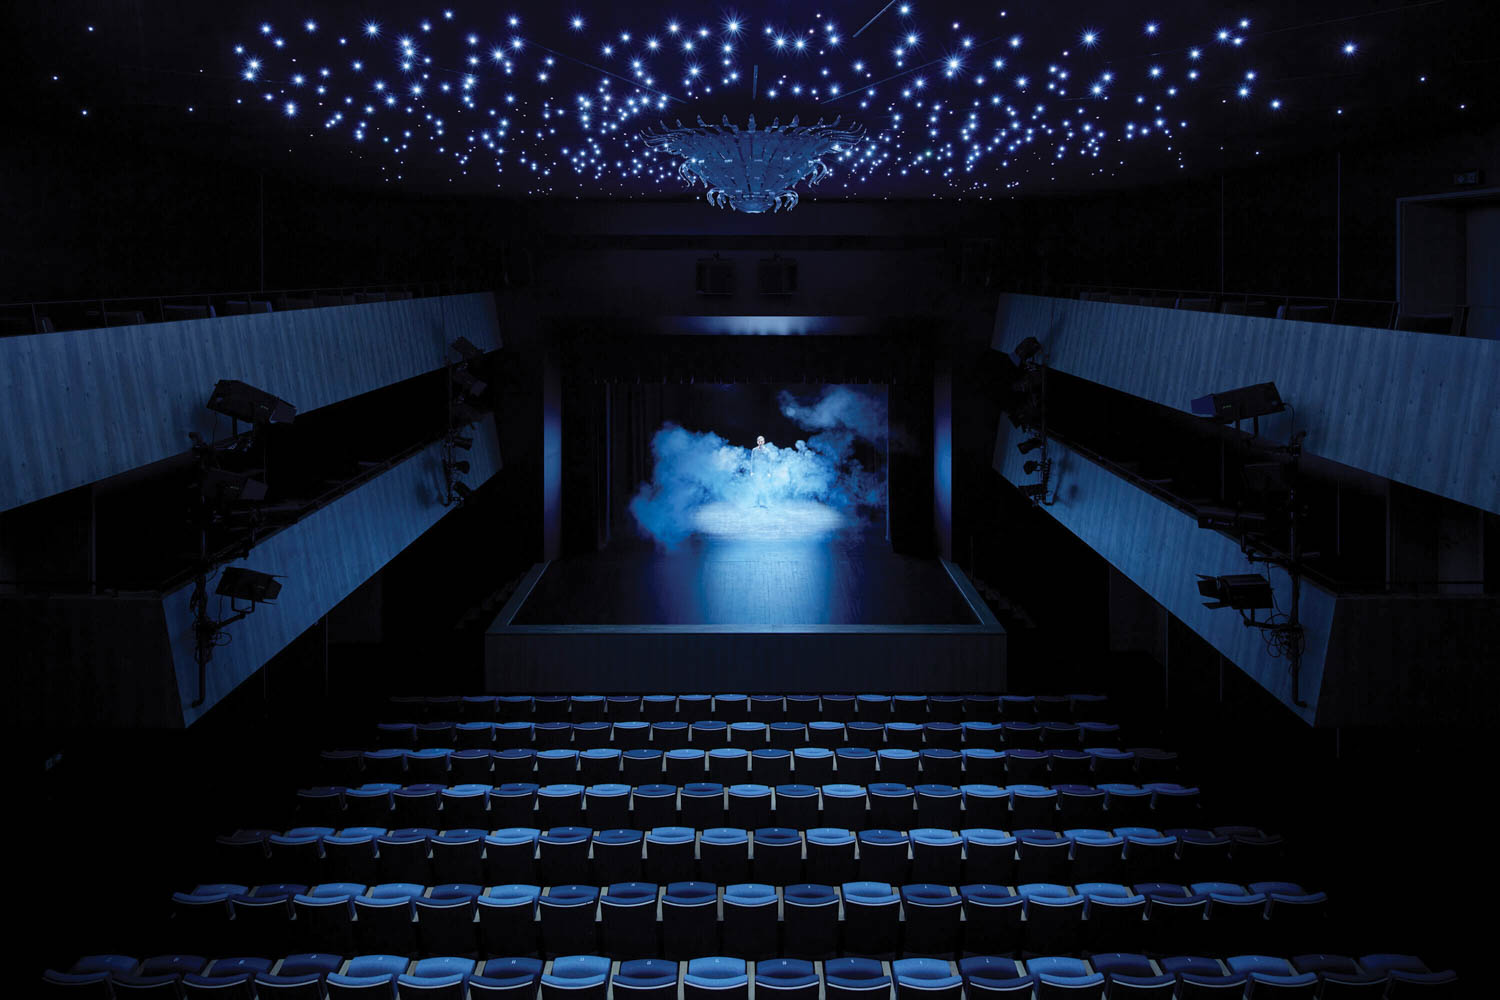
xmin=17 ymin=0 xmax=1499 ymax=201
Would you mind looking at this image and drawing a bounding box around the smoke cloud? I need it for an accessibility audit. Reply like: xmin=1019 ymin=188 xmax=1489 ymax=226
xmin=629 ymin=385 xmax=887 ymax=547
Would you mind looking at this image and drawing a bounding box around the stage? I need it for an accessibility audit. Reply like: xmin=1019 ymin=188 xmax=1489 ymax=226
xmin=485 ymin=521 xmax=1006 ymax=693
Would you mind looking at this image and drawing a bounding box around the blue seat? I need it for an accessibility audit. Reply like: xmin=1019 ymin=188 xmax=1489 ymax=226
xmin=783 ymin=884 xmax=840 ymax=959
xmin=1160 ymin=956 xmax=1244 ymax=999
xmin=1077 ymin=882 xmax=1147 ymax=953
xmin=1290 ymin=955 xmax=1384 ymax=998
xmin=806 ymin=827 xmax=859 ymax=884
xmin=574 ymin=722 xmax=612 ymax=752
xmin=533 ymin=697 xmax=569 ymax=723
xmin=353 ymin=890 xmax=418 ymax=955
xmin=877 ymin=749 xmax=921 ymax=784
xmin=399 ymin=957 xmax=474 ymax=999
xmin=492 ymin=749 xmax=536 ymax=785
xmin=821 ymin=695 xmax=857 ymax=722
xmin=663 ymin=882 xmax=719 ymax=959
xmin=919 ymin=749 xmax=963 ymax=784
xmin=700 ymin=827 xmax=751 ymax=884
xmin=929 ymin=696 xmax=965 ymax=723
xmin=182 ymin=958 xmax=275 ymax=999
xmin=723 ymin=883 xmax=779 ymax=960
xmin=631 ymin=785 xmax=678 ymax=831
xmin=1015 ymin=829 xmax=1071 ymax=884
xmin=892 ymin=959 xmax=962 ymax=1000
xmin=1026 ymin=957 xmax=1104 ymax=999
xmin=326 ymin=955 xmax=409 ymax=999
xmin=430 ymin=831 xmax=485 ymax=885
xmin=621 ymin=749 xmax=663 ymax=785
xmin=228 ymin=891 xmax=294 ymax=956
xmin=857 ymin=695 xmax=893 ymax=720
xmin=729 ymin=722 xmax=768 ymax=748
xmin=571 ymin=695 xmax=606 ymax=722
xmin=1358 ymin=954 xmax=1458 ymax=995
xmin=613 ymin=721 xmax=652 ymax=749
xmin=1100 ymin=784 xmax=1152 ymax=829
xmin=750 ymin=696 xmax=785 ymax=719
xmin=868 ymin=782 xmax=915 ymax=829
xmin=786 ymin=695 xmax=822 ymax=723
xmin=601 ymin=882 xmax=660 ymax=959
xmin=537 ymin=826 xmax=591 ymax=886
xmin=1090 ymin=953 xmax=1174 ymax=998
xmin=753 ymin=827 xmax=804 ymax=884
xmin=825 ymin=957 xmax=892 ymax=1000
xmin=684 ymin=957 xmax=749 ymax=1000
xmin=1254 ymin=882 xmax=1330 ymax=953
xmin=923 ymin=722 xmax=962 ymax=751
xmin=539 ymin=885 xmax=600 ymax=957
xmin=1085 ymin=748 xmax=1135 ymax=782
xmin=706 ymin=694 xmax=741 ymax=720
xmin=666 ymin=749 xmax=708 ymax=782
xmin=857 ymin=829 xmax=911 ymax=884
xmin=1120 ymin=829 xmax=1176 ymax=884
xmin=644 ymin=826 xmax=697 ymax=885
xmin=592 ymin=829 xmax=644 ymax=885
xmin=607 ymin=695 xmax=642 ymax=718
xmin=1173 ymin=829 xmax=1232 ymax=883
xmin=1008 ymin=784 xmax=1058 ymax=829
xmin=959 ymin=784 xmax=1007 ymax=829
xmin=1146 ymin=783 xmax=1200 ymax=830
xmin=642 ymin=695 xmax=678 ymax=723
xmin=960 ymin=748 xmax=1004 ymax=783
xmin=495 ymin=721 xmax=534 ymax=748
xmin=769 ymin=723 xmax=807 ymax=751
xmin=579 ymin=749 xmax=622 ymax=785
xmin=1056 ymin=784 xmax=1107 ymax=828
xmin=536 ymin=784 xmax=586 ymax=830
xmin=1004 ymin=748 xmax=1049 ymax=785
xmin=1048 ymin=749 xmax=1093 ymax=785
xmin=1019 ymin=882 xmax=1086 ymax=954
xmin=962 ymin=722 xmax=1004 ymax=751
xmin=842 ymin=881 xmax=901 ymax=957
xmin=794 ymin=747 xmax=836 ymax=784
xmin=254 ymin=954 xmax=342 ymax=999
xmin=727 ymin=783 xmax=772 ymax=829
xmin=958 ymin=956 xmax=1032 ymax=996
xmin=901 ymin=885 xmax=962 ymax=957
xmin=585 ymin=783 xmax=632 ymax=831
xmin=440 ymin=784 xmax=492 ymax=830
xmin=809 ymin=722 xmax=847 ymax=750
xmin=756 ymin=959 xmax=820 ymax=1000
xmin=960 ymin=828 xmax=1017 ymax=884
xmin=45 ymin=956 xmax=131 ymax=998
xmin=1224 ymin=956 xmax=1318 ymax=997
xmin=681 ymin=782 xmax=726 ymax=829
xmin=821 ymin=784 xmax=868 ymax=830
xmin=774 ymin=784 xmax=819 ymax=830
xmin=612 ymin=959 xmax=678 ymax=1000
xmin=652 ymin=721 xmax=690 ymax=751
xmin=476 ymin=884 xmax=540 ymax=957
xmin=1194 ymin=882 xmax=1268 ymax=952
xmin=836 ymin=747 xmax=879 ymax=785
xmin=540 ymin=955 xmax=610 ymax=1000
xmin=470 ymin=957 xmax=544 ymax=998
xmin=959 ymin=884 xmax=1023 ymax=955
xmin=1067 ymin=828 xmax=1123 ymax=883
xmin=910 ymin=828 xmax=963 ymax=885
xmin=1002 ymin=721 xmax=1041 ymax=749
xmin=484 ymin=828 xmax=539 ymax=885
xmin=1136 ymin=883 xmax=1209 ymax=954
xmin=751 ymin=748 xmax=794 ymax=783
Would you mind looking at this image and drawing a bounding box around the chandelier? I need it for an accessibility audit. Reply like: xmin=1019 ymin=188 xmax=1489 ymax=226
xmin=641 ymin=114 xmax=865 ymax=213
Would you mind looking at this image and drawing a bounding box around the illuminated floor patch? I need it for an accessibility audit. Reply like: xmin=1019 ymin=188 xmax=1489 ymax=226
xmin=690 ymin=500 xmax=848 ymax=540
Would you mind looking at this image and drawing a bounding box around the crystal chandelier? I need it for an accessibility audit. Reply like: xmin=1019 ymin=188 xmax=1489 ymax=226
xmin=641 ymin=114 xmax=865 ymax=213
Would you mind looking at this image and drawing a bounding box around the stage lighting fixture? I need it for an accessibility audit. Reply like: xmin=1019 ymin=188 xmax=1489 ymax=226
xmin=452 ymin=481 xmax=475 ymax=502
xmin=1195 ymin=505 xmax=1268 ymax=531
xmin=1014 ymin=336 xmax=1043 ymax=363
xmin=1018 ymin=483 xmax=1048 ymax=499
xmin=1018 ymin=437 xmax=1045 ymax=454
xmin=200 ymin=468 xmax=268 ymax=503
xmin=450 ymin=434 xmax=474 ymax=450
xmin=445 ymin=460 xmax=471 ymax=475
xmin=452 ymin=368 xmax=489 ymax=396
xmin=451 ymin=337 xmax=485 ymax=363
xmin=215 ymin=567 xmax=283 ymax=603
xmin=207 ymin=380 xmax=297 ymax=424
xmin=1196 ymin=573 xmax=1274 ymax=611
xmin=452 ymin=400 xmax=488 ymax=426
xmin=1242 ymin=461 xmax=1291 ymax=499
xmin=1190 ymin=381 xmax=1285 ymax=424
xmin=1023 ymin=460 xmax=1042 ymax=475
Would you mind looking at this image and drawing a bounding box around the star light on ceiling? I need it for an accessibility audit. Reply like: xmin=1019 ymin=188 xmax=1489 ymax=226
xmin=640 ymin=113 xmax=865 ymax=212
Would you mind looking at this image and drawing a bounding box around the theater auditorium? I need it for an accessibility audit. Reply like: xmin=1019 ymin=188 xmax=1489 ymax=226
xmin=8 ymin=0 xmax=1498 ymax=995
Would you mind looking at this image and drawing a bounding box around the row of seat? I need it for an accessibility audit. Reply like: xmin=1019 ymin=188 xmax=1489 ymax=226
xmin=372 ymin=722 xmax=1132 ymax=752
xmin=336 ymin=748 xmax=1173 ymax=787
xmin=45 ymin=952 xmax=1457 ymax=999
xmin=290 ymin=782 xmax=1205 ymax=835
xmin=387 ymin=694 xmax=1110 ymax=724
xmin=215 ymin=826 xmax=1286 ymax=892
xmin=166 ymin=880 xmax=1331 ymax=963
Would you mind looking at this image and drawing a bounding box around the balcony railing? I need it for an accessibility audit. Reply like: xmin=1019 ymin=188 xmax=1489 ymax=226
xmin=0 ymin=279 xmax=482 ymax=337
xmin=1009 ymin=281 xmax=1473 ymax=337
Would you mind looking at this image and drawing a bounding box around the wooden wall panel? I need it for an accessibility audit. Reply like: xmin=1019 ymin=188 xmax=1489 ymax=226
xmin=992 ymin=294 xmax=1500 ymax=514
xmin=1 ymin=293 xmax=500 ymax=512
xmin=158 ymin=419 xmax=503 ymax=727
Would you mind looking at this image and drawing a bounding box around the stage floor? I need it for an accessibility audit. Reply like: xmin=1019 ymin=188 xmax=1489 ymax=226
xmin=512 ymin=528 xmax=979 ymax=626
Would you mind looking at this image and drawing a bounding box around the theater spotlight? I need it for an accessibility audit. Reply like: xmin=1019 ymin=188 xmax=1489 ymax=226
xmin=450 ymin=434 xmax=474 ymax=451
xmin=1023 ymin=460 xmax=1042 ymax=475
xmin=450 ymin=337 xmax=485 ymax=363
xmin=1018 ymin=483 xmax=1048 ymax=500
xmin=452 ymin=368 xmax=488 ymax=396
xmin=1018 ymin=437 xmax=1045 ymax=455
xmin=1014 ymin=336 xmax=1043 ymax=364
xmin=452 ymin=400 xmax=488 ymax=426
xmin=200 ymin=468 xmax=269 ymax=504
xmin=1190 ymin=382 xmax=1285 ymax=425
xmin=207 ymin=380 xmax=297 ymax=424
xmin=445 ymin=460 xmax=471 ymax=475
xmin=216 ymin=567 xmax=283 ymax=603
xmin=1196 ymin=573 xmax=1274 ymax=611
xmin=452 ymin=481 xmax=475 ymax=502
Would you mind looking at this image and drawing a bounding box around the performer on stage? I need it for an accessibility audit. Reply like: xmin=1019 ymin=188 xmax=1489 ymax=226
xmin=751 ymin=435 xmax=771 ymax=507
